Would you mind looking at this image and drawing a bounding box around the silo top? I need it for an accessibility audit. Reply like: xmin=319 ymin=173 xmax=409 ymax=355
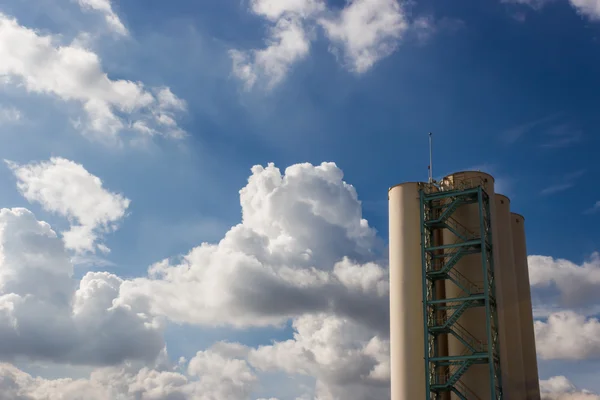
xmin=444 ymin=170 xmax=496 ymax=183
xmin=511 ymin=212 xmax=526 ymax=222
xmin=388 ymin=182 xmax=427 ymax=195
xmin=496 ymin=193 xmax=511 ymax=205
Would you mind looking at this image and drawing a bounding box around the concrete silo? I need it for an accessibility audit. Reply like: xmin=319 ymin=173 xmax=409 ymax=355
xmin=388 ymin=169 xmax=538 ymax=400
xmin=388 ymin=182 xmax=427 ymax=400
xmin=494 ymin=195 xmax=526 ymax=399
xmin=511 ymin=213 xmax=541 ymax=400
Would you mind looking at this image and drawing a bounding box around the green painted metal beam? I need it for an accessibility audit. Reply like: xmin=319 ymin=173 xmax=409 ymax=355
xmin=427 ymin=294 xmax=485 ymax=305
xmin=424 ymin=239 xmax=481 ymax=252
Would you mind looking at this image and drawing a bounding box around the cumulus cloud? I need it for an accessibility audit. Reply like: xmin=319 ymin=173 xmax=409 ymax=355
xmin=7 ymin=157 xmax=130 ymax=254
xmin=0 ymin=342 xmax=258 ymax=400
xmin=0 ymin=313 xmax=388 ymax=400
xmin=541 ymin=376 xmax=600 ymax=400
xmin=117 ymin=162 xmax=387 ymax=332
xmin=249 ymin=313 xmax=389 ymax=399
xmin=76 ymin=0 xmax=127 ymax=35
xmin=0 ymin=208 xmax=164 ymax=366
xmin=529 ymin=253 xmax=600 ymax=308
xmin=231 ymin=0 xmax=413 ymax=88
xmin=1 ymin=157 xmax=599 ymax=398
xmin=0 ymin=13 xmax=186 ymax=143
xmin=535 ymin=311 xmax=600 ymax=360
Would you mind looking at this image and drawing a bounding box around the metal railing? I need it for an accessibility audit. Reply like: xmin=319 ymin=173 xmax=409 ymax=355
xmin=447 ymin=268 xmax=483 ymax=297
xmin=455 ymin=380 xmax=483 ymax=400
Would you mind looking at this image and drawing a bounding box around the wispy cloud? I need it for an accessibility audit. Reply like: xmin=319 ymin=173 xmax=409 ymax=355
xmin=540 ymin=169 xmax=586 ymax=196
xmin=501 ymin=0 xmax=554 ymax=11
xmin=541 ymin=123 xmax=583 ymax=148
xmin=584 ymin=201 xmax=600 ymax=215
xmin=0 ymin=105 xmax=22 ymax=124
xmin=501 ymin=113 xmax=561 ymax=144
xmin=541 ymin=183 xmax=574 ymax=196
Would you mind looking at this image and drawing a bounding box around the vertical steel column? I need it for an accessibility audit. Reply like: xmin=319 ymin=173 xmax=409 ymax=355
xmin=420 ymin=181 xmax=503 ymax=400
xmin=420 ymin=188 xmax=432 ymax=398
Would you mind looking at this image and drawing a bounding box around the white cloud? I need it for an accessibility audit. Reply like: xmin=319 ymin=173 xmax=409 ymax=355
xmin=7 ymin=157 xmax=130 ymax=254
xmin=529 ymin=253 xmax=600 ymax=307
xmin=0 ymin=13 xmax=186 ymax=143
xmin=569 ymin=0 xmax=600 ymax=20
xmin=230 ymin=0 xmax=325 ymax=89
xmin=504 ymin=0 xmax=600 ymax=22
xmin=250 ymin=0 xmax=326 ymax=21
xmin=231 ymin=0 xmax=411 ymax=88
xmin=2 ymin=157 xmax=600 ymax=398
xmin=249 ymin=313 xmax=390 ymax=399
xmin=535 ymin=311 xmax=600 ymax=360
xmin=541 ymin=376 xmax=600 ymax=400
xmin=0 ymin=343 xmax=258 ymax=400
xmin=0 ymin=208 xmax=164 ymax=366
xmin=117 ymin=162 xmax=387 ymax=330
xmin=318 ymin=0 xmax=408 ymax=73
xmin=230 ymin=17 xmax=312 ymax=90
xmin=76 ymin=0 xmax=128 ymax=35
xmin=0 ymin=105 xmax=21 ymax=124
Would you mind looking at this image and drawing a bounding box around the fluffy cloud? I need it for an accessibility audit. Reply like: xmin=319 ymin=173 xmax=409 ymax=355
xmin=541 ymin=376 xmax=600 ymax=400
xmin=0 ymin=312 xmax=387 ymax=400
xmin=231 ymin=0 xmax=411 ymax=88
xmin=0 ymin=343 xmax=258 ymax=400
xmin=318 ymin=0 xmax=408 ymax=73
xmin=249 ymin=313 xmax=389 ymax=399
xmin=117 ymin=162 xmax=388 ymax=331
xmin=0 ymin=208 xmax=164 ymax=366
xmin=535 ymin=311 xmax=600 ymax=360
xmin=529 ymin=253 xmax=600 ymax=308
xmin=76 ymin=0 xmax=127 ymax=35
xmin=0 ymin=13 xmax=186 ymax=143
xmin=7 ymin=157 xmax=130 ymax=254
xmin=2 ymin=156 xmax=599 ymax=398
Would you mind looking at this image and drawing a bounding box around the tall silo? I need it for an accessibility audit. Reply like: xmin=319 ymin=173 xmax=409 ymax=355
xmin=389 ymin=182 xmax=426 ymax=400
xmin=441 ymin=171 xmax=498 ymax=399
xmin=511 ymin=213 xmax=541 ymax=400
xmin=494 ymin=195 xmax=526 ymax=399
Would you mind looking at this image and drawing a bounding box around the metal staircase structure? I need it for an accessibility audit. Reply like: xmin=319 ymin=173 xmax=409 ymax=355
xmin=420 ymin=179 xmax=503 ymax=399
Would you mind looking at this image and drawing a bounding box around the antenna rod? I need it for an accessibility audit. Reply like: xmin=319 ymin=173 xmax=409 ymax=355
xmin=428 ymin=132 xmax=433 ymax=183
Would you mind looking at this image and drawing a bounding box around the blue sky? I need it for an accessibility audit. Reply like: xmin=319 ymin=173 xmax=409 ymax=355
xmin=0 ymin=0 xmax=599 ymax=398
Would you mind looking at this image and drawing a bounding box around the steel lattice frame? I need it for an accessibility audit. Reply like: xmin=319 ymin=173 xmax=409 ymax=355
xmin=419 ymin=183 xmax=503 ymax=400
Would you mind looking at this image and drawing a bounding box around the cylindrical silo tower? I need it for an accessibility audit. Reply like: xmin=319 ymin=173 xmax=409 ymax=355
xmin=494 ymin=195 xmax=526 ymax=399
xmin=389 ymin=182 xmax=426 ymax=400
xmin=511 ymin=213 xmax=541 ymax=400
xmin=441 ymin=171 xmax=498 ymax=399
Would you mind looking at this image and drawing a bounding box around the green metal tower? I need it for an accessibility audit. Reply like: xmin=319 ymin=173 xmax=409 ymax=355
xmin=419 ymin=179 xmax=503 ymax=400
